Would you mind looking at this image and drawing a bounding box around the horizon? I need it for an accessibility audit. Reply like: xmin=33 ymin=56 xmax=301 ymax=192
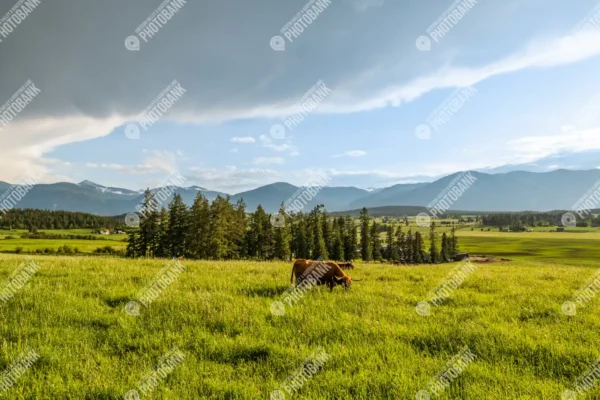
xmin=2 ymin=166 xmax=600 ymax=195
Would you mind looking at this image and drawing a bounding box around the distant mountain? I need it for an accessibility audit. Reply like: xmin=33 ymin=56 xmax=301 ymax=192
xmin=346 ymin=182 xmax=428 ymax=209
xmin=352 ymin=169 xmax=600 ymax=212
xmin=2 ymin=169 xmax=600 ymax=216
xmin=230 ymin=183 xmax=370 ymax=213
xmin=479 ymin=150 xmax=600 ymax=174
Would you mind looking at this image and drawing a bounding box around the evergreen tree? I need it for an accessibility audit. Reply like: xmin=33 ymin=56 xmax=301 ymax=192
xmin=309 ymin=205 xmax=328 ymax=260
xmin=429 ymin=222 xmax=440 ymax=264
xmin=360 ymin=208 xmax=371 ymax=262
xmin=441 ymin=232 xmax=451 ymax=262
xmin=187 ymin=193 xmax=211 ymax=259
xmin=208 ymin=196 xmax=232 ymax=259
xmin=413 ymin=231 xmax=424 ymax=264
xmin=385 ymin=225 xmax=394 ymax=260
xmin=167 ymin=194 xmax=188 ymax=257
xmin=126 ymin=229 xmax=139 ymax=258
xmin=272 ymin=203 xmax=291 ymax=260
xmin=331 ymin=225 xmax=345 ymax=261
xmin=138 ymin=189 xmax=160 ymax=257
xmin=155 ymin=207 xmax=169 ymax=258
xmin=370 ymin=220 xmax=381 ymax=262
xmin=292 ymin=214 xmax=310 ymax=259
xmin=450 ymin=225 xmax=459 ymax=256
xmin=342 ymin=216 xmax=355 ymax=261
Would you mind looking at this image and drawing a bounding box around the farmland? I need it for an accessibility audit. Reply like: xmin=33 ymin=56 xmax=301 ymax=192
xmin=1 ymin=237 xmax=600 ymax=398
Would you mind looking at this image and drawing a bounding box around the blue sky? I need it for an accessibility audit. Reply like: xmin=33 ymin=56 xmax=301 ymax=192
xmin=2 ymin=0 xmax=600 ymax=193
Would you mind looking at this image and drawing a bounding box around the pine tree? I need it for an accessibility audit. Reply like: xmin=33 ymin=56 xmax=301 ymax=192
xmin=429 ymin=221 xmax=440 ymax=264
xmin=138 ymin=189 xmax=160 ymax=257
xmin=370 ymin=220 xmax=381 ymax=262
xmin=332 ymin=225 xmax=345 ymax=261
xmin=273 ymin=203 xmax=291 ymax=260
xmin=155 ymin=208 xmax=169 ymax=258
xmin=167 ymin=194 xmax=188 ymax=257
xmin=126 ymin=229 xmax=139 ymax=258
xmin=450 ymin=224 xmax=459 ymax=256
xmin=360 ymin=208 xmax=371 ymax=262
xmin=385 ymin=225 xmax=394 ymax=260
xmin=413 ymin=231 xmax=424 ymax=264
xmin=342 ymin=216 xmax=355 ymax=261
xmin=441 ymin=232 xmax=450 ymax=262
xmin=187 ymin=193 xmax=210 ymax=259
xmin=208 ymin=196 xmax=231 ymax=259
xmin=293 ymin=214 xmax=309 ymax=259
xmin=309 ymin=206 xmax=328 ymax=260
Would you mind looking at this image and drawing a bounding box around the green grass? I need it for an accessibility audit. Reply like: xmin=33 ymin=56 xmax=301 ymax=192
xmin=1 ymin=254 xmax=599 ymax=398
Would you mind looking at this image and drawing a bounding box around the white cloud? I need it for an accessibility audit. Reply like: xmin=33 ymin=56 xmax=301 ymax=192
xmin=509 ymin=126 xmax=600 ymax=162
xmin=230 ymin=136 xmax=255 ymax=143
xmin=84 ymin=150 xmax=179 ymax=176
xmin=333 ymin=150 xmax=366 ymax=158
xmin=259 ymin=135 xmax=293 ymax=152
xmin=253 ymin=157 xmax=284 ymax=165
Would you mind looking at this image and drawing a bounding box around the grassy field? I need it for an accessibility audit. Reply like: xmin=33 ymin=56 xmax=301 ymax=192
xmin=0 ymin=253 xmax=599 ymax=399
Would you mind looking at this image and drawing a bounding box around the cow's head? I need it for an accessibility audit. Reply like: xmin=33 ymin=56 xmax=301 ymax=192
xmin=333 ymin=275 xmax=352 ymax=289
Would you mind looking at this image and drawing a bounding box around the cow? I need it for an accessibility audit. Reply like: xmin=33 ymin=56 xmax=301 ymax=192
xmin=337 ymin=261 xmax=355 ymax=270
xmin=290 ymin=259 xmax=360 ymax=291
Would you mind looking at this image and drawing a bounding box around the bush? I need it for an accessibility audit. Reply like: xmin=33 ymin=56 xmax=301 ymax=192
xmin=14 ymin=247 xmax=23 ymax=254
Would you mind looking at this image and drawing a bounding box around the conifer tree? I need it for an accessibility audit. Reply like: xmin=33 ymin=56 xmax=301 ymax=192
xmin=273 ymin=203 xmax=291 ymax=260
xmin=138 ymin=189 xmax=160 ymax=257
xmin=429 ymin=221 xmax=440 ymax=264
xmin=156 ymin=207 xmax=169 ymax=258
xmin=370 ymin=220 xmax=381 ymax=262
xmin=187 ymin=193 xmax=210 ymax=259
xmin=167 ymin=194 xmax=188 ymax=257
xmin=360 ymin=208 xmax=371 ymax=262
xmin=441 ymin=232 xmax=450 ymax=262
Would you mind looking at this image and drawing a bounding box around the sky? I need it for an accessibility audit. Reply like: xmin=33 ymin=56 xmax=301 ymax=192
xmin=2 ymin=0 xmax=600 ymax=194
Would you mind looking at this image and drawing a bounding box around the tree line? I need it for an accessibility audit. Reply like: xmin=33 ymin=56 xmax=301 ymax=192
xmin=126 ymin=190 xmax=460 ymax=264
xmin=0 ymin=209 xmax=120 ymax=230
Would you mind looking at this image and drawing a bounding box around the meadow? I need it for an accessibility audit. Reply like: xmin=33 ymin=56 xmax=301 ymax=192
xmin=1 ymin=248 xmax=599 ymax=399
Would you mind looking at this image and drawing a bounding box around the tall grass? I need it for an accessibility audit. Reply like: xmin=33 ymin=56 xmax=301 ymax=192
xmin=0 ymin=254 xmax=597 ymax=398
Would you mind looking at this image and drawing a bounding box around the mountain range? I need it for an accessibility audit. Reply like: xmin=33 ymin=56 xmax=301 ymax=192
xmin=1 ymin=169 xmax=599 ymax=216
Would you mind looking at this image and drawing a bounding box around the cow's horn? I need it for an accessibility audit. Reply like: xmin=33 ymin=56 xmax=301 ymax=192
xmin=334 ymin=276 xmax=343 ymax=281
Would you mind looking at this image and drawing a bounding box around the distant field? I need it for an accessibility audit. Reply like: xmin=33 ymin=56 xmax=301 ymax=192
xmin=0 ymin=238 xmax=126 ymax=253
xmin=0 ymin=254 xmax=598 ymax=398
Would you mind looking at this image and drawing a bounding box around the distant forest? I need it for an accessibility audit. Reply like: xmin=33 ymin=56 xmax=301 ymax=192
xmin=125 ymin=190 xmax=461 ymax=263
xmin=0 ymin=209 xmax=121 ymax=230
